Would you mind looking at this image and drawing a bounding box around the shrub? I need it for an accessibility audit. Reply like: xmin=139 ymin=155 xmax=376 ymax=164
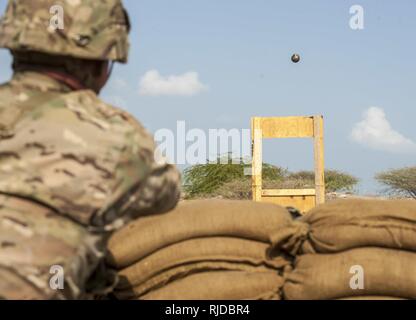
xmin=376 ymin=167 xmax=416 ymax=199
xmin=288 ymin=170 xmax=358 ymax=193
xmin=183 ymin=156 xmax=286 ymax=198
xmin=325 ymin=170 xmax=359 ymax=193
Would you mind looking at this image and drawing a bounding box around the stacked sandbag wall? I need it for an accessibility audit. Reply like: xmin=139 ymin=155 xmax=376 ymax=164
xmin=107 ymin=200 xmax=293 ymax=300
xmin=271 ymin=199 xmax=416 ymax=300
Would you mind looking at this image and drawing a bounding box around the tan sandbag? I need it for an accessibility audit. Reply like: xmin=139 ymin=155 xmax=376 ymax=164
xmin=284 ymin=247 xmax=416 ymax=300
xmin=115 ymin=261 xmax=272 ymax=299
xmin=271 ymin=199 xmax=416 ymax=255
xmin=108 ymin=200 xmax=291 ymax=268
xmin=116 ymin=237 xmax=289 ymax=289
xmin=139 ymin=271 xmax=283 ymax=300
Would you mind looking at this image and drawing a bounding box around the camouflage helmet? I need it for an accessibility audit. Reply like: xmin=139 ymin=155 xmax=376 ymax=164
xmin=0 ymin=0 xmax=130 ymax=63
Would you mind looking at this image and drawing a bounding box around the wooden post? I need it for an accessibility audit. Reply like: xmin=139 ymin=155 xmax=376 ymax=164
xmin=313 ymin=115 xmax=325 ymax=205
xmin=251 ymin=117 xmax=262 ymax=202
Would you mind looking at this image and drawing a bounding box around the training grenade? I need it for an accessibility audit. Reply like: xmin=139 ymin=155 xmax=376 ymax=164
xmin=291 ymin=54 xmax=300 ymax=63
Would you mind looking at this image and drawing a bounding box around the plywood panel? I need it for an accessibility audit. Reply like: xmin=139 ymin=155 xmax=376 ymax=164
xmin=262 ymin=189 xmax=316 ymax=197
xmin=261 ymin=195 xmax=316 ymax=213
xmin=259 ymin=116 xmax=314 ymax=139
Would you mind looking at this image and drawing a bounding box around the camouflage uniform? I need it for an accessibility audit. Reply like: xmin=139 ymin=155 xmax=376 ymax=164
xmin=0 ymin=0 xmax=181 ymax=299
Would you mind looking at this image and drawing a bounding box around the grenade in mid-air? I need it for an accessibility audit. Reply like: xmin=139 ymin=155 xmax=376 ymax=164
xmin=291 ymin=54 xmax=301 ymax=63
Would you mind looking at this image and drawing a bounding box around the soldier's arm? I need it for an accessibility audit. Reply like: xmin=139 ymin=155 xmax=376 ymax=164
xmin=115 ymin=117 xmax=182 ymax=221
xmin=130 ymin=158 xmax=181 ymax=217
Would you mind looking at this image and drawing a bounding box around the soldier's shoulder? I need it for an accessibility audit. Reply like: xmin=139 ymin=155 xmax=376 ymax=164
xmin=0 ymin=79 xmax=65 ymax=112
xmin=58 ymin=90 xmax=156 ymax=151
xmin=66 ymin=90 xmax=153 ymax=138
xmin=0 ymin=81 xmax=27 ymax=107
xmin=0 ymin=84 xmax=155 ymax=151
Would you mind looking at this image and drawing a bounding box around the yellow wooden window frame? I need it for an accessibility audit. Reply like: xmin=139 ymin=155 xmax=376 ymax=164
xmin=251 ymin=115 xmax=325 ymax=213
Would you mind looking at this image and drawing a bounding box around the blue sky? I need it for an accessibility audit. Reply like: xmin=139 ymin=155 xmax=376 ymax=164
xmin=1 ymin=0 xmax=415 ymax=194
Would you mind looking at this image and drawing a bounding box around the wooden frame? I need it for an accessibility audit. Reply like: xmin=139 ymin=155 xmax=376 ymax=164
xmin=251 ymin=115 xmax=325 ymax=213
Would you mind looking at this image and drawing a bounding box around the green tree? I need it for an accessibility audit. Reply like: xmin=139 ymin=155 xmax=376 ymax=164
xmin=183 ymin=156 xmax=286 ymax=198
xmin=287 ymin=170 xmax=358 ymax=193
xmin=376 ymin=167 xmax=416 ymax=199
xmin=325 ymin=170 xmax=359 ymax=193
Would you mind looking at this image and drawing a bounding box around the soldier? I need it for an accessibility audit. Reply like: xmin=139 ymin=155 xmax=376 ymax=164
xmin=0 ymin=0 xmax=181 ymax=299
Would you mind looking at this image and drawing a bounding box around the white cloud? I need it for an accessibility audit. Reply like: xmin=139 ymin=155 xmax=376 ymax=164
xmin=350 ymin=107 xmax=416 ymax=153
xmin=139 ymin=70 xmax=208 ymax=96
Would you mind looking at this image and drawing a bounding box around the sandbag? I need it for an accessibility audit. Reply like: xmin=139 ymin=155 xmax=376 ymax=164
xmin=139 ymin=271 xmax=283 ymax=300
xmin=283 ymin=247 xmax=416 ymax=300
xmin=271 ymin=199 xmax=416 ymax=255
xmin=116 ymin=237 xmax=289 ymax=289
xmin=108 ymin=200 xmax=292 ymax=268
xmin=115 ymin=261 xmax=273 ymax=299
